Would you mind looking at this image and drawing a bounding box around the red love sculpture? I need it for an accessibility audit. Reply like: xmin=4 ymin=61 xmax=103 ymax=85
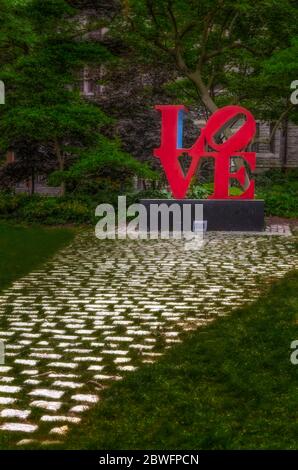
xmin=154 ymin=105 xmax=256 ymax=199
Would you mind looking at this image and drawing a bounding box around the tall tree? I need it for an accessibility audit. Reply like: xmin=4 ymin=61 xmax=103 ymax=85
xmin=0 ymin=0 xmax=155 ymax=194
xmin=112 ymin=0 xmax=298 ymax=185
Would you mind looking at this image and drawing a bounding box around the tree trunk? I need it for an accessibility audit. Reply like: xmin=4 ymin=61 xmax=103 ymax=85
xmin=31 ymin=166 xmax=35 ymax=195
xmin=54 ymin=140 xmax=65 ymax=195
xmin=281 ymin=119 xmax=288 ymax=173
xmin=188 ymin=71 xmax=250 ymax=190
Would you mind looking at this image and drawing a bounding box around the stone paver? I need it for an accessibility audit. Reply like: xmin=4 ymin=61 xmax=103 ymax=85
xmin=0 ymin=230 xmax=297 ymax=445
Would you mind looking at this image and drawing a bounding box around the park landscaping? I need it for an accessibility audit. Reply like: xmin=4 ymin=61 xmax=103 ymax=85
xmin=60 ymin=271 xmax=298 ymax=450
xmin=0 ymin=0 xmax=297 ymax=455
xmin=0 ymin=169 xmax=297 ymax=226
xmin=0 ymin=226 xmax=296 ymax=449
xmin=0 ymin=260 xmax=296 ymax=450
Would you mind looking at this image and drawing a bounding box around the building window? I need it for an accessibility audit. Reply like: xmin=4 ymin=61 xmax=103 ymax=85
xmin=83 ymin=67 xmax=95 ymax=96
xmin=269 ymin=122 xmax=276 ymax=153
xmin=251 ymin=122 xmax=260 ymax=152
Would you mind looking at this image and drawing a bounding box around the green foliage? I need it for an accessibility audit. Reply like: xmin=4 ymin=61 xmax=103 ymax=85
xmin=115 ymin=0 xmax=298 ymax=125
xmin=0 ymin=103 xmax=111 ymax=149
xmin=0 ymin=192 xmax=27 ymax=214
xmin=187 ymin=183 xmax=213 ymax=199
xmin=186 ymin=172 xmax=298 ymax=217
xmin=126 ymin=188 xmax=171 ymax=205
xmin=256 ymin=170 xmax=298 ymax=218
xmin=184 ymin=172 xmax=298 ymax=217
xmin=0 ymin=192 xmax=95 ymax=224
xmin=0 ymin=0 xmax=111 ymax=150
xmin=0 ymin=0 xmax=151 ymax=191
xmin=1 ymin=167 xmax=296 ymax=226
xmin=52 ymin=136 xmax=158 ymax=185
xmin=256 ymin=168 xmax=298 ymax=187
xmin=21 ymin=196 xmax=92 ymax=224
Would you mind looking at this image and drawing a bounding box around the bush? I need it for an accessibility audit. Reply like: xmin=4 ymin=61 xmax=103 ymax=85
xmin=257 ymin=184 xmax=298 ymax=218
xmin=255 ymin=169 xmax=298 ymax=187
xmin=189 ymin=172 xmax=298 ymax=218
xmin=0 ymin=193 xmax=95 ymax=225
xmin=0 ymin=193 xmax=29 ymax=215
xmin=256 ymin=169 xmax=298 ymax=218
xmin=21 ymin=198 xmax=93 ymax=224
xmin=0 ymin=168 xmax=297 ymax=225
xmin=126 ymin=189 xmax=171 ymax=206
xmin=187 ymin=183 xmax=213 ymax=199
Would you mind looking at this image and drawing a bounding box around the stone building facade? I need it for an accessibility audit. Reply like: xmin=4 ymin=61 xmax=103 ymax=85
xmin=252 ymin=121 xmax=298 ymax=171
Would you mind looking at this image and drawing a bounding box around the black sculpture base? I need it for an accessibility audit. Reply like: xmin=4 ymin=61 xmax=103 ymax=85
xmin=140 ymin=199 xmax=265 ymax=232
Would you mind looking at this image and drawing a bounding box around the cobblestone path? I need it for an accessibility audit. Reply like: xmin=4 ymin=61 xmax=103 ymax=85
xmin=0 ymin=231 xmax=297 ymax=445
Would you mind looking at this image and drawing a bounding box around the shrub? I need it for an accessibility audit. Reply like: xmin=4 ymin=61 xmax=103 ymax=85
xmin=0 ymin=193 xmax=95 ymax=225
xmin=0 ymin=193 xmax=29 ymax=215
xmin=187 ymin=183 xmax=213 ymax=199
xmin=256 ymin=170 xmax=298 ymax=218
xmin=126 ymin=189 xmax=171 ymax=206
xmin=255 ymin=169 xmax=298 ymax=187
xmin=0 ymin=168 xmax=297 ymax=225
xmin=257 ymin=184 xmax=298 ymax=218
xmin=21 ymin=198 xmax=93 ymax=224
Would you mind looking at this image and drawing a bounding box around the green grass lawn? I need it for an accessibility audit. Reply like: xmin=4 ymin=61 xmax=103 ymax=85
xmin=0 ymin=222 xmax=74 ymax=293
xmin=59 ymin=271 xmax=298 ymax=450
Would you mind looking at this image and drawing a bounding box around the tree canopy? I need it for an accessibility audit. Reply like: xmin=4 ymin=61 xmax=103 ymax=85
xmin=0 ymin=0 xmax=155 ymax=194
xmin=1 ymin=0 xmax=298 ymax=196
xmin=113 ymin=0 xmax=298 ymax=134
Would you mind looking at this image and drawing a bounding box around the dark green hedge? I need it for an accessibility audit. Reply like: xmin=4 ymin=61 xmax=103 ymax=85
xmin=0 ymin=170 xmax=297 ymax=225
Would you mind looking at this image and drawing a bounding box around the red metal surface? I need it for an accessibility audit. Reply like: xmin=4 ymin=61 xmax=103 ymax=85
xmin=154 ymin=105 xmax=256 ymax=199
